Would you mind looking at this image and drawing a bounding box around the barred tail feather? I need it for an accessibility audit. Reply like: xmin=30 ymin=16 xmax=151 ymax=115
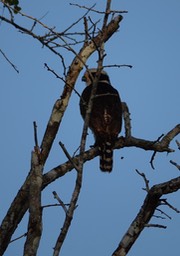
xmin=99 ymin=142 xmax=113 ymax=172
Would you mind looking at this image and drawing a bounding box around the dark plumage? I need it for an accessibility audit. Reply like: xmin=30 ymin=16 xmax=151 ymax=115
xmin=79 ymin=68 xmax=122 ymax=172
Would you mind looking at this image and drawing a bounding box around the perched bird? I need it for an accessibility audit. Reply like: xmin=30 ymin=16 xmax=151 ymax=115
xmin=79 ymin=68 xmax=122 ymax=172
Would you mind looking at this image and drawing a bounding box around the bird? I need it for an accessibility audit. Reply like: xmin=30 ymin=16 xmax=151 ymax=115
xmin=79 ymin=68 xmax=122 ymax=172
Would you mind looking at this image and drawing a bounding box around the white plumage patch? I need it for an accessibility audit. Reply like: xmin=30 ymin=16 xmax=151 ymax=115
xmin=103 ymin=109 xmax=112 ymax=125
xmin=99 ymin=142 xmax=113 ymax=172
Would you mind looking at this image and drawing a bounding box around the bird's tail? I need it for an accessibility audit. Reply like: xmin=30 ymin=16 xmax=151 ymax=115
xmin=99 ymin=142 xmax=113 ymax=172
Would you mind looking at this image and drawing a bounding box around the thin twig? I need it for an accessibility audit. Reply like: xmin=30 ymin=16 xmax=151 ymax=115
xmin=72 ymin=146 xmax=81 ymax=158
xmin=160 ymin=198 xmax=180 ymax=213
xmin=150 ymin=151 xmax=157 ymax=170
xmin=42 ymin=203 xmax=70 ymax=209
xmin=62 ymin=3 xmax=96 ymax=34
xmin=153 ymin=214 xmax=166 ymax=220
xmin=135 ymin=169 xmax=150 ymax=192
xmin=155 ymin=208 xmax=172 ymax=220
xmin=52 ymin=191 xmax=68 ymax=214
xmin=1 ymin=4 xmax=82 ymax=67
xmin=0 ymin=49 xmax=19 ymax=73
xmin=69 ymin=3 xmax=128 ymax=14
xmin=83 ymin=16 xmax=89 ymax=43
xmin=59 ymin=142 xmax=80 ymax=171
xmin=103 ymin=64 xmax=133 ymax=69
xmin=44 ymin=63 xmax=81 ymax=98
xmin=170 ymin=160 xmax=180 ymax=171
xmin=145 ymin=223 xmax=167 ymax=229
xmin=10 ymin=233 xmax=27 ymax=243
xmin=33 ymin=121 xmax=39 ymax=148
xmin=88 ymin=16 xmax=100 ymax=38
xmin=150 ymin=134 xmax=164 ymax=169
xmin=175 ymin=140 xmax=180 ymax=150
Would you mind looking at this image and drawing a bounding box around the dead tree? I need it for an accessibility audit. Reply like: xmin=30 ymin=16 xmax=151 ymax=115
xmin=0 ymin=1 xmax=180 ymax=255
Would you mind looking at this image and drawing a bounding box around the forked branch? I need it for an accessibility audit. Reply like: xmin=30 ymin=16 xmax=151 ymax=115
xmin=112 ymin=176 xmax=180 ymax=256
xmin=0 ymin=2 xmax=123 ymax=255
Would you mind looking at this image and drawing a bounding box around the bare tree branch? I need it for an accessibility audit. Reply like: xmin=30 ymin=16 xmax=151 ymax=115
xmin=41 ymin=123 xmax=180 ymax=187
xmin=0 ymin=1 xmax=179 ymax=255
xmin=170 ymin=160 xmax=180 ymax=171
xmin=69 ymin=3 xmax=128 ymax=14
xmin=1 ymin=122 xmax=178 ymax=255
xmin=122 ymin=102 xmax=132 ymax=138
xmin=0 ymin=12 xmax=123 ymax=254
xmin=53 ymin=4 xmax=113 ymax=253
xmin=0 ymin=48 xmax=19 ymax=73
xmin=52 ymin=191 xmax=68 ymax=214
xmin=44 ymin=63 xmax=82 ymax=98
xmin=103 ymin=64 xmax=133 ymax=69
xmin=33 ymin=121 xmax=39 ymax=148
xmin=176 ymin=140 xmax=180 ymax=150
xmin=112 ymin=176 xmax=180 ymax=256
xmin=118 ymin=124 xmax=180 ymax=153
xmin=135 ymin=169 xmax=150 ymax=192
xmin=160 ymin=199 xmax=180 ymax=213
xmin=145 ymin=223 xmax=167 ymax=229
xmin=23 ymin=151 xmax=43 ymax=256
xmin=155 ymin=208 xmax=172 ymax=220
xmin=59 ymin=141 xmax=80 ymax=171
xmin=40 ymin=14 xmax=123 ymax=165
xmin=10 ymin=233 xmax=27 ymax=244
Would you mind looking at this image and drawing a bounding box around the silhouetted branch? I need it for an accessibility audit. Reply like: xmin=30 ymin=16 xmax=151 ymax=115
xmin=52 ymin=191 xmax=68 ymax=214
xmin=10 ymin=233 xmax=27 ymax=244
xmin=103 ymin=64 xmax=133 ymax=69
xmin=53 ymin=5 xmax=112 ymax=253
xmin=112 ymin=176 xmax=180 ymax=256
xmin=1 ymin=121 xmax=178 ymax=254
xmin=135 ymin=169 xmax=150 ymax=192
xmin=0 ymin=1 xmax=179 ymax=255
xmin=0 ymin=48 xmax=19 ymax=73
xmin=44 ymin=63 xmax=81 ymax=98
xmin=145 ymin=223 xmax=167 ymax=229
xmin=160 ymin=199 xmax=180 ymax=213
xmin=41 ymin=124 xmax=180 ymax=188
xmin=0 ymin=10 xmax=123 ymax=254
xmin=59 ymin=141 xmax=80 ymax=171
xmin=150 ymin=134 xmax=164 ymax=169
xmin=33 ymin=121 xmax=39 ymax=148
xmin=1 ymin=122 xmax=178 ymax=255
xmin=117 ymin=124 xmax=180 ymax=153
xmin=170 ymin=160 xmax=180 ymax=170
xmin=155 ymin=208 xmax=172 ymax=220
xmin=69 ymin=3 xmax=128 ymax=14
xmin=176 ymin=140 xmax=180 ymax=150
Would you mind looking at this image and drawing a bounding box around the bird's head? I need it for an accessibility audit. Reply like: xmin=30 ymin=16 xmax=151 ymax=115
xmin=82 ymin=68 xmax=110 ymax=86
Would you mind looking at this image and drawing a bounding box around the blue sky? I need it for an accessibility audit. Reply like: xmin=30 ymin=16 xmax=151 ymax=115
xmin=0 ymin=0 xmax=180 ymax=255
